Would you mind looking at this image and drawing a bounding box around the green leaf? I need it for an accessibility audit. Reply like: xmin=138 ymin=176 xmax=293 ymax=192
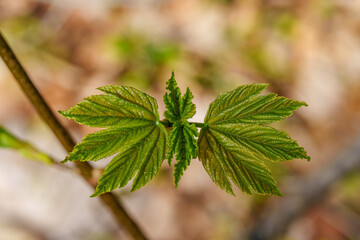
xmin=60 ymin=85 xmax=158 ymax=128
xmin=205 ymin=83 xmax=307 ymax=124
xmin=92 ymin=123 xmax=167 ymax=196
xmin=65 ymin=125 xmax=154 ymax=162
xmin=210 ymin=123 xmax=309 ymax=162
xmin=0 ymin=126 xmax=23 ymax=149
xmin=163 ymin=72 xmax=198 ymax=186
xmin=198 ymin=83 xmax=310 ymax=196
xmin=0 ymin=126 xmax=53 ymax=165
xmin=163 ymin=71 xmax=196 ymax=122
xmin=60 ymin=85 xmax=168 ymax=196
xmin=169 ymin=121 xmax=198 ymax=187
xmin=198 ymin=130 xmax=282 ymax=196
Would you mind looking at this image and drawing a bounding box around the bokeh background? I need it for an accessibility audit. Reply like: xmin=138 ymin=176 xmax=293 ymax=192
xmin=1 ymin=0 xmax=360 ymax=239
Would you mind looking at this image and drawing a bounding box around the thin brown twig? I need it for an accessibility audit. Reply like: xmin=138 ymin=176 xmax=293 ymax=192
xmin=0 ymin=31 xmax=148 ymax=240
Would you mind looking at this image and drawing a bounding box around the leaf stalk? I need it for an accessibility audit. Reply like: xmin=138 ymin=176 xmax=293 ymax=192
xmin=160 ymin=120 xmax=204 ymax=128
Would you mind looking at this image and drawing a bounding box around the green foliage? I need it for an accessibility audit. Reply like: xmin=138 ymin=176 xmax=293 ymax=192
xmin=60 ymin=72 xmax=309 ymax=197
xmin=168 ymin=121 xmax=198 ymax=186
xmin=163 ymin=72 xmax=196 ymax=122
xmin=0 ymin=126 xmax=52 ymax=164
xmin=59 ymin=86 xmax=168 ymax=196
xmin=198 ymin=84 xmax=310 ymax=195
xmin=164 ymin=72 xmax=198 ymax=186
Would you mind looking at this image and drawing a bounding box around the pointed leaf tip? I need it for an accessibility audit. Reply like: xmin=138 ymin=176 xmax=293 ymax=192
xmin=90 ymin=190 xmax=101 ymax=198
xmin=58 ymin=110 xmax=67 ymax=117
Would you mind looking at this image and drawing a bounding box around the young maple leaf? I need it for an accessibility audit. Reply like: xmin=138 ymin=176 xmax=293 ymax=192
xmin=198 ymin=83 xmax=310 ymax=196
xmin=59 ymin=71 xmax=310 ymax=198
xmin=163 ymin=72 xmax=198 ymax=186
xmin=60 ymin=85 xmax=168 ymax=196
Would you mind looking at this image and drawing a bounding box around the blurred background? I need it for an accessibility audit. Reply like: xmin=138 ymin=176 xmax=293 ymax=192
xmin=1 ymin=0 xmax=360 ymax=239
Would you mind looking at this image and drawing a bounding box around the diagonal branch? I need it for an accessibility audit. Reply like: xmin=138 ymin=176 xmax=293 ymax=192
xmin=0 ymin=31 xmax=147 ymax=240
